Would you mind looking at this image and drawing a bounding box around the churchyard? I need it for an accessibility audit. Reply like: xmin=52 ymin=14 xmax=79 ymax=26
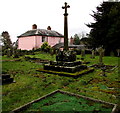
xmin=1 ymin=2 xmax=120 ymax=112
xmin=2 ymin=51 xmax=120 ymax=112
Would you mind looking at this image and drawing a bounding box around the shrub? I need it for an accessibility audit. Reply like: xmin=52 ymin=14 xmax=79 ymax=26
xmin=41 ymin=42 xmax=51 ymax=53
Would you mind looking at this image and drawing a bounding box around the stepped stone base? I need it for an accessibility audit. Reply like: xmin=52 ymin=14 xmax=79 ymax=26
xmin=37 ymin=67 xmax=94 ymax=78
xmin=44 ymin=64 xmax=87 ymax=73
xmin=37 ymin=51 xmax=94 ymax=78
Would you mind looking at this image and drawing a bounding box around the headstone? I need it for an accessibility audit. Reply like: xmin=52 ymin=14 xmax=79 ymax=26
xmin=91 ymin=50 xmax=95 ymax=59
xmin=96 ymin=47 xmax=105 ymax=65
xmin=117 ymin=49 xmax=120 ymax=57
xmin=81 ymin=49 xmax=85 ymax=60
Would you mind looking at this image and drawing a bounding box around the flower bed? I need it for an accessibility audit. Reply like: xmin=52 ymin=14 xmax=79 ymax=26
xmin=12 ymin=90 xmax=117 ymax=113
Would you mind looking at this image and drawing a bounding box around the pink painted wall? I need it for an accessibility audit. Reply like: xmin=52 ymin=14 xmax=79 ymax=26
xmin=48 ymin=37 xmax=64 ymax=47
xmin=18 ymin=36 xmax=64 ymax=50
xmin=18 ymin=36 xmax=35 ymax=50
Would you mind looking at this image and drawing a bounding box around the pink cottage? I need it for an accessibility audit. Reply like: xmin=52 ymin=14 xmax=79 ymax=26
xmin=18 ymin=24 xmax=64 ymax=50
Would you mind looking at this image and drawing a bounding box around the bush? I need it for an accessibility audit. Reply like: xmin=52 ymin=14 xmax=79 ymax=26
xmin=41 ymin=42 xmax=51 ymax=53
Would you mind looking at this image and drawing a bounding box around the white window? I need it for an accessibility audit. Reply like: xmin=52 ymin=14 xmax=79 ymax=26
xmin=42 ymin=36 xmax=48 ymax=42
xmin=42 ymin=36 xmax=45 ymax=42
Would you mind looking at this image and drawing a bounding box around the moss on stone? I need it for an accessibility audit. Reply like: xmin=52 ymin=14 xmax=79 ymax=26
xmin=37 ymin=67 xmax=94 ymax=78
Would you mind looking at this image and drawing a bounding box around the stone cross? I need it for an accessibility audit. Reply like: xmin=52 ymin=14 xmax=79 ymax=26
xmin=62 ymin=2 xmax=70 ymax=51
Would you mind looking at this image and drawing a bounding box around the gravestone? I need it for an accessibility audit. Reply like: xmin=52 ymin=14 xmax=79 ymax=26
xmin=117 ymin=49 xmax=120 ymax=57
xmin=91 ymin=50 xmax=95 ymax=59
xmin=81 ymin=49 xmax=85 ymax=60
xmin=96 ymin=47 xmax=105 ymax=66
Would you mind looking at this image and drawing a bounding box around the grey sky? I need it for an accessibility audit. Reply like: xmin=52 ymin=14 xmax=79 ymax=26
xmin=0 ymin=0 xmax=109 ymax=42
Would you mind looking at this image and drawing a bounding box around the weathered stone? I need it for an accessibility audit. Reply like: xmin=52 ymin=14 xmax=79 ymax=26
xmin=56 ymin=50 xmax=76 ymax=62
xmin=81 ymin=49 xmax=85 ymax=58
xmin=96 ymin=47 xmax=105 ymax=65
xmin=62 ymin=2 xmax=70 ymax=51
xmin=2 ymin=74 xmax=14 ymax=84
xmin=44 ymin=63 xmax=87 ymax=73
xmin=91 ymin=50 xmax=95 ymax=59
xmin=50 ymin=61 xmax=82 ymax=67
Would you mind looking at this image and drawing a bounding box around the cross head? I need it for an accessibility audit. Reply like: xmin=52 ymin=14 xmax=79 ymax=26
xmin=62 ymin=2 xmax=70 ymax=16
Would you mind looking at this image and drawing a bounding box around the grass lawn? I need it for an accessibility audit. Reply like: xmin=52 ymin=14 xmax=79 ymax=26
xmin=2 ymin=52 xmax=120 ymax=112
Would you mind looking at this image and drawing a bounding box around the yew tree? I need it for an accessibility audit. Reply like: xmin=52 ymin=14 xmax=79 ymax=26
xmin=87 ymin=2 xmax=120 ymax=55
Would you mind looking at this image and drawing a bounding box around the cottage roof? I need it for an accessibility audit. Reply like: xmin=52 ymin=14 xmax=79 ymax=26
xmin=52 ymin=43 xmax=86 ymax=49
xmin=18 ymin=29 xmax=64 ymax=38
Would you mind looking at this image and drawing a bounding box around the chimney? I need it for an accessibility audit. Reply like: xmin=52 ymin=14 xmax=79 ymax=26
xmin=70 ymin=36 xmax=74 ymax=45
xmin=32 ymin=24 xmax=37 ymax=29
xmin=47 ymin=26 xmax=51 ymax=30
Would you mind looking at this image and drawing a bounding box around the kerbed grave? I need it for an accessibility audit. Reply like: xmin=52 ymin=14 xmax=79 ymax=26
xmin=12 ymin=90 xmax=117 ymax=113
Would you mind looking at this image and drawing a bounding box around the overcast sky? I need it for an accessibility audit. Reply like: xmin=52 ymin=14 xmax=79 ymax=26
xmin=0 ymin=0 xmax=110 ymax=42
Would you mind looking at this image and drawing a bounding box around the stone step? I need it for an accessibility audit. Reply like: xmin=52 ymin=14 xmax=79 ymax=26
xmin=44 ymin=64 xmax=87 ymax=73
xmin=50 ymin=61 xmax=82 ymax=67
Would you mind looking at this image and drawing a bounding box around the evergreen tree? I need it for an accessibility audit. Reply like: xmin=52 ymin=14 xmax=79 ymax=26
xmin=87 ymin=2 xmax=120 ymax=55
xmin=1 ymin=31 xmax=12 ymax=49
xmin=1 ymin=31 xmax=13 ymax=56
xmin=73 ymin=34 xmax=80 ymax=45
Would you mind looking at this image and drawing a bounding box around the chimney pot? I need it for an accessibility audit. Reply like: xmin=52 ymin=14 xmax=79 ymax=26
xmin=32 ymin=24 xmax=37 ymax=29
xmin=47 ymin=26 xmax=51 ymax=30
xmin=70 ymin=36 xmax=74 ymax=45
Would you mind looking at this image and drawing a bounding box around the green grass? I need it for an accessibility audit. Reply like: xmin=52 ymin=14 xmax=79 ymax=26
xmin=2 ymin=53 xmax=120 ymax=112
xmin=23 ymin=92 xmax=113 ymax=112
xmin=25 ymin=52 xmax=56 ymax=61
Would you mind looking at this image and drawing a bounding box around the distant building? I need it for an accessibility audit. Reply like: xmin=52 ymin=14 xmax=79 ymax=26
xmin=18 ymin=24 xmax=64 ymax=50
xmin=52 ymin=42 xmax=86 ymax=50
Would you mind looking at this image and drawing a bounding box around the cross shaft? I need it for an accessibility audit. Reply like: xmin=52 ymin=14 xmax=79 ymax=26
xmin=62 ymin=2 xmax=70 ymax=51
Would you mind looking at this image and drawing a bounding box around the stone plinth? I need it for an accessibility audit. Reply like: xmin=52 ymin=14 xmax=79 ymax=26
xmin=56 ymin=51 xmax=76 ymax=62
xmin=44 ymin=62 xmax=87 ymax=73
xmin=44 ymin=51 xmax=86 ymax=73
xmin=50 ymin=60 xmax=82 ymax=66
xmin=37 ymin=50 xmax=94 ymax=77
